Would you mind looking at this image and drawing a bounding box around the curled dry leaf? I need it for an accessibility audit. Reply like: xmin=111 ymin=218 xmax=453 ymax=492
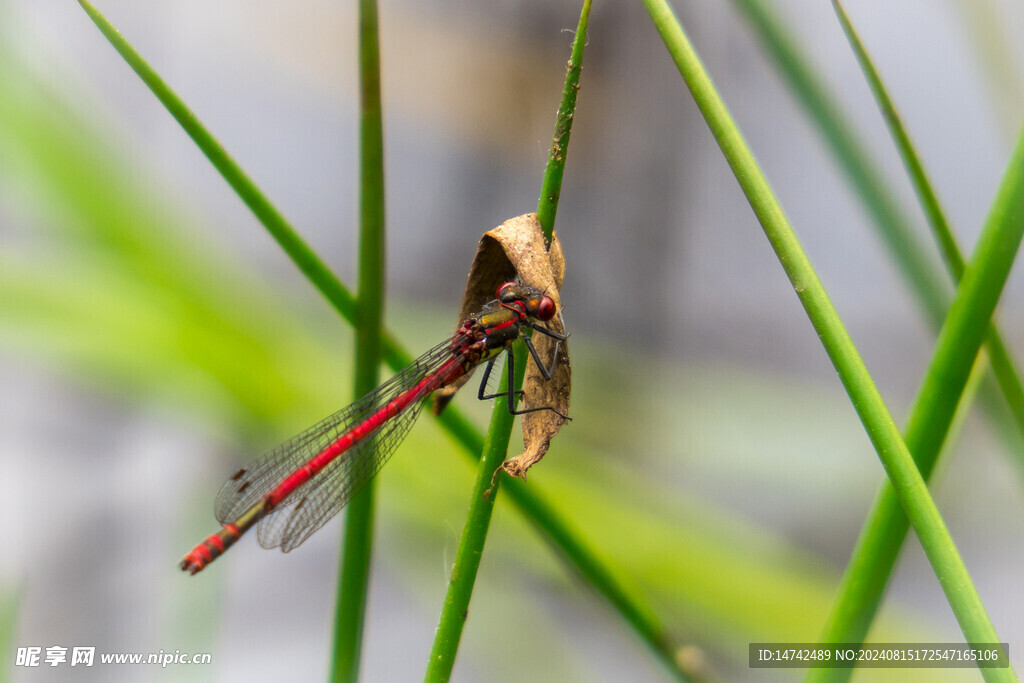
xmin=432 ymin=213 xmax=570 ymax=479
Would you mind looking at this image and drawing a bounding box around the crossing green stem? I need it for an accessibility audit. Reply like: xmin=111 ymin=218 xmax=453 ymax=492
xmin=331 ymin=0 xmax=386 ymax=680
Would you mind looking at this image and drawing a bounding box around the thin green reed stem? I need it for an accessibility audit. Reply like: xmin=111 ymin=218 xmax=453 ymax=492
xmin=78 ymin=0 xmax=422 ymax=420
xmin=729 ymin=0 xmax=948 ymax=323
xmin=80 ymin=2 xmax=682 ymax=675
xmin=331 ymin=0 xmax=385 ymax=680
xmin=831 ymin=0 xmax=1024 ymax=455
xmin=732 ymin=0 xmax=1024 ymax=465
xmin=535 ymin=4 xmax=685 ymax=673
xmin=424 ymin=345 xmax=528 ymax=683
xmin=829 ymin=0 xmax=963 ymax=281
xmin=640 ymin=3 xmax=1014 ymax=680
xmin=425 ymin=4 xmax=639 ymax=682
xmin=807 ymin=132 xmax=1024 ymax=683
xmin=536 ymin=8 xmax=586 ymax=242
xmin=800 ymin=5 xmax=1024 ymax=677
xmin=76 ymin=1 xmax=361 ymax=328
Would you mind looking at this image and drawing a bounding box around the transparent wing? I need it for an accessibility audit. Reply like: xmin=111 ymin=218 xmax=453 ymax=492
xmin=257 ymin=391 xmax=424 ymax=551
xmin=213 ymin=337 xmax=459 ymax=552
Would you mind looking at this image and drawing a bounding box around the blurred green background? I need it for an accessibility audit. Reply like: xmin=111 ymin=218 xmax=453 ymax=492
xmin=2 ymin=1 xmax=1023 ymax=681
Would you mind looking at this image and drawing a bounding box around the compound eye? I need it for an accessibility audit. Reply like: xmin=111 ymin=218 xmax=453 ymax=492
xmin=496 ymin=282 xmax=517 ymax=300
xmin=536 ymin=295 xmax=556 ymax=321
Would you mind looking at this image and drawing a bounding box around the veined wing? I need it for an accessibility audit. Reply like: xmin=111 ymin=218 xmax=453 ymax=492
xmin=213 ymin=336 xmax=461 ymax=551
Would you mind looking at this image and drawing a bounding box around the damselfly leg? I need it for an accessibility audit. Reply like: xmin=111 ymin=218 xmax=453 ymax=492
xmin=478 ymin=325 xmax=569 ymax=419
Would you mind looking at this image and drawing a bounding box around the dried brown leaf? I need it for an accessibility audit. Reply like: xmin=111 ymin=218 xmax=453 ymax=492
xmin=433 ymin=213 xmax=570 ymax=479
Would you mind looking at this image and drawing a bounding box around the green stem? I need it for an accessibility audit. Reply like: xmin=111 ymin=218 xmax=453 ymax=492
xmin=536 ymin=4 xmax=588 ymax=243
xmin=729 ymin=0 xmax=948 ymax=324
xmin=424 ymin=346 xmax=527 ymax=682
xmin=831 ymin=0 xmax=1024 ymax=458
xmin=731 ymin=0 xmax=1024 ymax=469
xmin=76 ymin=0 xmax=360 ymax=330
xmin=424 ymin=4 xmax=676 ymax=682
xmin=331 ymin=0 xmax=386 ymax=680
xmin=641 ymin=2 xmax=1014 ymax=681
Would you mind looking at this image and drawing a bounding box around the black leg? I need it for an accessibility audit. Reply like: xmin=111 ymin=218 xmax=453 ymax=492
xmin=478 ymin=353 xmax=524 ymax=404
xmin=526 ymin=322 xmax=568 ymax=379
xmin=477 ymin=356 xmax=497 ymax=401
xmin=475 ymin=345 xmax=569 ymax=419
xmin=523 ymin=335 xmax=561 ymax=381
xmin=529 ymin=321 xmax=568 ymax=341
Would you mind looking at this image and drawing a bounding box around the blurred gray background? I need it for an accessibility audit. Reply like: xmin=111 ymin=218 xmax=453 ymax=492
xmin=3 ymin=0 xmax=1024 ymax=681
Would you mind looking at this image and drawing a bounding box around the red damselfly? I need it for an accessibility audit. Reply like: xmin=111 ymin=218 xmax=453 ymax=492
xmin=180 ymin=282 xmax=567 ymax=574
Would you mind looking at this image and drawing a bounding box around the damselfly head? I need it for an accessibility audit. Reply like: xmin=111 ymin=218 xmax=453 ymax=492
xmin=497 ymin=281 xmax=556 ymax=321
